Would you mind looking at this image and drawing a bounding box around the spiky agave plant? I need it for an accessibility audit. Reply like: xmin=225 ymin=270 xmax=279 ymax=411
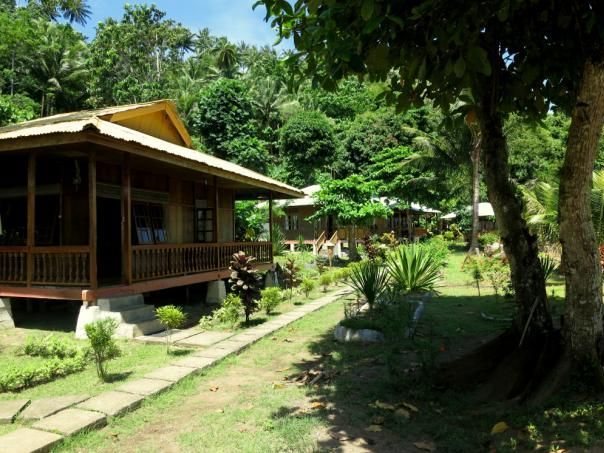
xmin=229 ymin=251 xmax=262 ymax=323
xmin=387 ymin=244 xmax=441 ymax=295
xmin=348 ymin=260 xmax=390 ymax=310
xmin=539 ymin=254 xmax=559 ymax=283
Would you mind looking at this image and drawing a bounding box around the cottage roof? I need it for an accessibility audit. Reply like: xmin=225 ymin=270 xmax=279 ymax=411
xmin=441 ymin=202 xmax=495 ymax=220
xmin=0 ymin=100 xmax=303 ymax=199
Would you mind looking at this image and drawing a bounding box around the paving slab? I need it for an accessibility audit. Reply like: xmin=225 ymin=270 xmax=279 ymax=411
xmin=0 ymin=427 xmax=62 ymax=453
xmin=175 ymin=331 xmax=233 ymax=347
xmin=76 ymin=391 xmax=144 ymax=417
xmin=20 ymin=395 xmax=89 ymax=421
xmin=0 ymin=399 xmax=29 ymax=424
xmin=33 ymin=408 xmax=106 ymax=436
xmin=135 ymin=328 xmax=200 ymax=344
xmin=191 ymin=348 xmax=231 ymax=359
xmin=172 ymin=355 xmax=216 ymax=369
xmin=144 ymin=365 xmax=198 ymax=382
xmin=116 ymin=378 xmax=173 ymax=396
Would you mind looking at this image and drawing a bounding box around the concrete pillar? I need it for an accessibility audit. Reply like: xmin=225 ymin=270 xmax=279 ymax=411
xmin=0 ymin=298 xmax=15 ymax=330
xmin=206 ymin=280 xmax=226 ymax=305
xmin=264 ymin=270 xmax=277 ymax=288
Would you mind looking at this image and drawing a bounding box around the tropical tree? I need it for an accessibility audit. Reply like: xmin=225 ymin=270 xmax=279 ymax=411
xmin=27 ymin=0 xmax=91 ymax=26
xmin=30 ymin=20 xmax=88 ymax=116
xmin=308 ymin=175 xmax=391 ymax=260
xmin=212 ymin=38 xmax=240 ymax=78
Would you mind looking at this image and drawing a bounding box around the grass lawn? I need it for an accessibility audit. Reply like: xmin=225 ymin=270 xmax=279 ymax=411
xmin=10 ymin=244 xmax=600 ymax=452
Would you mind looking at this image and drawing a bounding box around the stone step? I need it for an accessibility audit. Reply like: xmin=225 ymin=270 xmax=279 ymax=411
xmin=132 ymin=318 xmax=164 ymax=337
xmin=118 ymin=305 xmax=157 ymax=324
xmin=97 ymin=294 xmax=145 ymax=312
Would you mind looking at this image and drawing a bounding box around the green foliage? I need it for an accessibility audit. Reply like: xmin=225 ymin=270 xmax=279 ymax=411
xmin=22 ymin=334 xmax=81 ymax=359
xmin=199 ymin=294 xmax=244 ymax=330
xmin=193 ymin=78 xmax=255 ymax=157
xmin=348 ymin=260 xmax=390 ymax=309
xmin=278 ymin=111 xmax=337 ymax=187
xmin=464 ymin=256 xmax=485 ymax=297
xmin=0 ymin=94 xmax=37 ymax=126
xmin=0 ymin=354 xmax=88 ymax=392
xmin=300 ymin=277 xmax=316 ymax=298
xmin=478 ymin=232 xmax=501 ymax=248
xmin=229 ymin=251 xmax=262 ymax=323
xmin=235 ymin=200 xmax=265 ymax=241
xmin=482 ymin=257 xmax=511 ymax=300
xmin=84 ymin=318 xmax=121 ymax=382
xmin=88 ymin=4 xmax=193 ymax=106
xmin=260 ymin=287 xmax=284 ymax=314
xmin=223 ymin=135 xmax=270 ymax=173
xmin=309 ymin=175 xmax=391 ymax=229
xmin=417 ymin=237 xmax=450 ymax=267
xmin=271 ymin=224 xmax=286 ymax=257
xmin=299 ymin=77 xmax=376 ymax=120
xmin=155 ymin=305 xmax=187 ymax=353
xmin=283 ymin=256 xmax=301 ymax=294
xmin=319 ymin=272 xmax=332 ymax=292
xmin=387 ymin=245 xmax=441 ymax=294
xmin=539 ymin=254 xmax=559 ymax=283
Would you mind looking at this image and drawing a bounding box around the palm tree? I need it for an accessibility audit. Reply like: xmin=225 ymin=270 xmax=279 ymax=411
xmin=521 ymin=169 xmax=604 ymax=244
xmin=249 ymin=77 xmax=292 ymax=130
xmin=30 ymin=21 xmax=88 ymax=116
xmin=212 ymin=39 xmax=240 ymax=78
xmin=28 ymin=0 xmax=91 ymax=25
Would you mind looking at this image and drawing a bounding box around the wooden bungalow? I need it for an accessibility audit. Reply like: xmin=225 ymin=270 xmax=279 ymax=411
xmin=274 ymin=185 xmax=439 ymax=256
xmin=0 ymin=100 xmax=302 ymax=335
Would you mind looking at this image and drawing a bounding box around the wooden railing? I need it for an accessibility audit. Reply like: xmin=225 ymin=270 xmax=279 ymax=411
xmin=0 ymin=247 xmax=27 ymax=283
xmin=132 ymin=242 xmax=273 ymax=282
xmin=314 ymin=231 xmax=326 ymax=253
xmin=31 ymin=246 xmax=90 ymax=286
xmin=0 ymin=246 xmax=90 ymax=285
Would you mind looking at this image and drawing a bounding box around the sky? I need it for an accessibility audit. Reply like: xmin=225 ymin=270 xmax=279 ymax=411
xmin=61 ymin=0 xmax=290 ymax=49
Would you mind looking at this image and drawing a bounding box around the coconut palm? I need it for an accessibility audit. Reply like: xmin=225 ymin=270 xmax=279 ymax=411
xmin=212 ymin=39 xmax=240 ymax=78
xmin=29 ymin=0 xmax=91 ymax=26
xmin=30 ymin=21 xmax=88 ymax=116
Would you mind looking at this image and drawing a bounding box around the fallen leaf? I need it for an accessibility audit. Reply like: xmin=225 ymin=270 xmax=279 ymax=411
xmin=395 ymin=408 xmax=410 ymax=418
xmin=375 ymin=400 xmax=396 ymax=411
xmin=491 ymin=421 xmax=509 ymax=435
xmin=414 ymin=441 xmax=436 ymax=451
xmin=271 ymin=336 xmax=277 ymax=341
xmin=209 ymin=386 xmax=219 ymax=392
xmin=401 ymin=402 xmax=419 ymax=413
xmin=215 ymin=408 xmax=224 ymax=413
xmin=283 ymin=338 xmax=293 ymax=343
xmin=272 ymin=382 xmax=285 ymax=389
xmin=276 ymin=367 xmax=290 ymax=372
xmin=310 ymin=401 xmax=327 ymax=409
xmin=371 ymin=415 xmax=385 ymax=425
xmin=365 ymin=425 xmax=383 ymax=432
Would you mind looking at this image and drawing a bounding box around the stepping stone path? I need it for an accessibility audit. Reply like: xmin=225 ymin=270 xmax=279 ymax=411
xmin=0 ymin=400 xmax=29 ymax=424
xmin=0 ymin=289 xmax=349 ymax=452
xmin=20 ymin=395 xmax=90 ymax=421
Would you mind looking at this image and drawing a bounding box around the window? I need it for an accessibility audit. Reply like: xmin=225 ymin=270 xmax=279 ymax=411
xmin=196 ymin=208 xmax=214 ymax=242
xmin=285 ymin=214 xmax=299 ymax=231
xmin=133 ymin=203 xmax=167 ymax=245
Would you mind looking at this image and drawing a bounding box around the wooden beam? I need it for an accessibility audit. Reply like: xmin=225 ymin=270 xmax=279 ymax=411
xmin=122 ymin=153 xmax=132 ymax=285
xmin=88 ymin=152 xmax=98 ymax=289
xmin=213 ymin=176 xmax=219 ymax=242
xmin=0 ymin=286 xmax=84 ymax=300
xmin=268 ymin=192 xmax=274 ymax=255
xmin=0 ymin=132 xmax=90 ymax=153
xmin=26 ymin=153 xmax=36 ymax=285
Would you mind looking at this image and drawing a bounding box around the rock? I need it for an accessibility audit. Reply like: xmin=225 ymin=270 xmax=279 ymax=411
xmin=334 ymin=325 xmax=384 ymax=343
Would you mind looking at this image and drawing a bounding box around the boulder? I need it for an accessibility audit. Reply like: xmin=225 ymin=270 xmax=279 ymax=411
xmin=334 ymin=324 xmax=384 ymax=343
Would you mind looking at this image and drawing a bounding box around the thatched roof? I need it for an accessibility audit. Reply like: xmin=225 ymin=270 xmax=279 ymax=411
xmin=0 ymin=100 xmax=303 ymax=199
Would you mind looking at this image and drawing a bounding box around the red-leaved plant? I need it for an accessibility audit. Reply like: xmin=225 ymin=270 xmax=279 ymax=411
xmin=229 ymin=251 xmax=262 ymax=323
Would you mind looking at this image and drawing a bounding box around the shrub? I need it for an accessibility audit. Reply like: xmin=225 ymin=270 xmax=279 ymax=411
xmin=217 ymin=294 xmax=244 ymax=326
xmin=300 ymin=278 xmax=316 ymax=298
xmin=283 ymin=256 xmax=301 ymax=301
xmin=229 ymin=251 xmax=262 ymax=322
xmin=478 ymin=231 xmax=500 ymax=248
xmin=539 ymin=254 xmax=559 ymax=282
xmin=84 ymin=318 xmax=121 ymax=382
xmin=260 ymin=287 xmax=284 ymax=315
xmin=319 ymin=273 xmax=332 ymax=292
xmin=387 ymin=244 xmax=441 ymax=294
xmin=271 ymin=224 xmax=287 ymax=256
xmin=0 ymin=355 xmax=88 ymax=392
xmin=348 ymin=260 xmax=390 ymax=309
xmin=443 ymin=231 xmax=455 ymax=241
xmin=418 ymin=236 xmax=450 ymax=267
xmin=155 ymin=305 xmax=187 ymax=353
xmin=464 ymin=255 xmax=485 ymax=296
xmin=315 ymin=255 xmax=328 ymax=274
xmin=22 ymin=335 xmax=81 ymax=359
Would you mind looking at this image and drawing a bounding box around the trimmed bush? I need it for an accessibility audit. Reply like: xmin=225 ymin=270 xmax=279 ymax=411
xmin=319 ymin=273 xmax=333 ymax=292
xmin=260 ymin=287 xmax=284 ymax=315
xmin=0 ymin=355 xmax=88 ymax=392
xmin=22 ymin=334 xmax=81 ymax=359
xmin=300 ymin=278 xmax=316 ymax=298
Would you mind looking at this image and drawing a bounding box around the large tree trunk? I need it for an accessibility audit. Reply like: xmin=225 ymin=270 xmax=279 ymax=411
xmin=559 ymin=59 xmax=604 ymax=383
xmin=468 ymin=136 xmax=481 ymax=253
xmin=478 ymin=104 xmax=552 ymax=337
xmin=347 ymin=225 xmax=358 ymax=261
